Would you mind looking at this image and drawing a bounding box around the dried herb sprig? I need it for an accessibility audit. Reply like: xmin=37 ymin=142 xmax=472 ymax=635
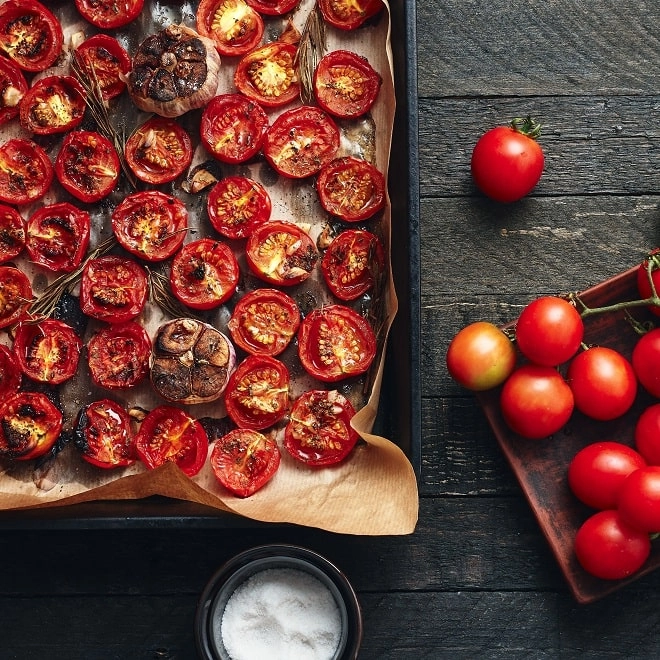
xmin=147 ymin=266 xmax=202 ymax=321
xmin=296 ymin=3 xmax=326 ymax=104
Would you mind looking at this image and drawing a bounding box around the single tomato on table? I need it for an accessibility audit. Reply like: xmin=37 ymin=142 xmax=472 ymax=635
xmin=20 ymin=76 xmax=86 ymax=135
xmin=197 ymin=0 xmax=264 ymax=57
xmin=0 ymin=265 xmax=32 ymax=329
xmin=75 ymin=34 xmax=131 ymax=101
xmin=75 ymin=0 xmax=145 ymax=29
xmin=0 ymin=55 xmax=27 ymax=124
xmin=0 ymin=204 xmax=25 ymax=262
xmin=0 ymin=344 xmax=21 ymax=399
xmin=0 ymin=139 xmax=53 ymax=206
xmin=317 ymin=0 xmax=384 ymax=30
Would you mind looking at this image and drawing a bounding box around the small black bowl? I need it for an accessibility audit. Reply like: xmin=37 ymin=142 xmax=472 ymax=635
xmin=194 ymin=544 xmax=362 ymax=660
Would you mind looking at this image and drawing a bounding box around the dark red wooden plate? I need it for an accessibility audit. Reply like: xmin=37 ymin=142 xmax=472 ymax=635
xmin=477 ymin=265 xmax=660 ymax=604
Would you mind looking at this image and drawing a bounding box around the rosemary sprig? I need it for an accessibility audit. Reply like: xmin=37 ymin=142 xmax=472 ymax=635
xmin=296 ymin=3 xmax=326 ymax=104
xmin=146 ymin=266 xmax=202 ymax=321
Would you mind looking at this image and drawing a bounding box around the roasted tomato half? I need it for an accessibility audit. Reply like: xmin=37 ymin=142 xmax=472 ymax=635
xmin=0 ymin=0 xmax=63 ymax=72
xmin=0 ymin=138 xmax=53 ymax=206
xmin=197 ymin=0 xmax=264 ymax=57
xmin=284 ymin=389 xmax=359 ymax=466
xmin=88 ymin=321 xmax=151 ymax=390
xmin=75 ymin=399 xmax=136 ymax=469
xmin=246 ymin=220 xmax=319 ymax=286
xmin=314 ymin=49 xmax=381 ymax=118
xmin=125 ymin=116 xmax=193 ymax=185
xmin=318 ymin=0 xmax=384 ymax=31
xmin=210 ymin=428 xmax=280 ymax=497
xmin=0 ymin=391 xmax=62 ymax=461
xmin=0 ymin=204 xmax=25 ymax=263
xmin=26 ymin=202 xmax=90 ymax=273
xmin=55 ymin=131 xmax=121 ymax=203
xmin=0 ymin=55 xmax=26 ymax=124
xmin=135 ymin=405 xmax=208 ymax=477
xmin=80 ymin=255 xmax=148 ymax=323
xmin=316 ymin=156 xmax=386 ymax=222
xmin=170 ymin=238 xmax=240 ymax=310
xmin=245 ymin=0 xmax=300 ymax=16
xmin=75 ymin=34 xmax=132 ymax=101
xmin=207 ymin=176 xmax=271 ymax=239
xmin=14 ymin=318 xmax=82 ymax=385
xmin=0 ymin=265 xmax=31 ymax=329
xmin=321 ymin=229 xmax=385 ymax=301
xmin=200 ymin=93 xmax=269 ymax=164
xmin=225 ymin=355 xmax=290 ymax=430
xmin=112 ymin=190 xmax=188 ymax=262
xmin=75 ymin=0 xmax=145 ymax=30
xmin=20 ymin=76 xmax=86 ymax=136
xmin=0 ymin=344 xmax=21 ymax=399
xmin=228 ymin=288 xmax=300 ymax=357
xmin=298 ymin=304 xmax=376 ymax=382
xmin=234 ymin=41 xmax=300 ymax=108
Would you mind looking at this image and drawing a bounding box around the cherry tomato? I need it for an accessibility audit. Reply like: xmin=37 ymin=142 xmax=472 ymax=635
xmin=0 ymin=344 xmax=21 ymax=399
xmin=0 ymin=0 xmax=63 ymax=72
xmin=568 ymin=441 xmax=646 ymax=510
xmin=80 ymin=255 xmax=149 ymax=324
xmin=225 ymin=355 xmax=290 ymax=430
xmin=210 ymin=428 xmax=280 ymax=497
xmin=227 ymin=288 xmax=300 ymax=357
xmin=0 ymin=265 xmax=31 ymax=329
xmin=0 ymin=204 xmax=25 ymax=263
xmin=0 ymin=391 xmax=62 ymax=461
xmin=637 ymin=250 xmax=660 ymax=317
xmin=135 ymin=405 xmax=208 ymax=477
xmin=316 ymin=157 xmax=386 ymax=222
xmin=632 ymin=328 xmax=660 ymax=398
xmin=635 ymin=404 xmax=660 ymax=466
xmin=499 ymin=364 xmax=573 ymax=439
xmin=234 ymin=41 xmax=300 ymax=108
xmin=14 ymin=319 xmax=82 ymax=385
xmin=321 ymin=228 xmax=384 ymax=301
xmin=284 ymin=389 xmax=360 ymax=466
xmin=567 ymin=347 xmax=637 ymax=421
xmin=446 ymin=321 xmax=516 ymax=391
xmin=197 ymin=0 xmax=264 ymax=57
xmin=20 ymin=76 xmax=86 ymax=136
xmin=314 ymin=50 xmax=381 ymax=118
xmin=246 ymin=220 xmax=319 ymax=286
xmin=263 ymin=106 xmax=340 ymax=179
xmin=0 ymin=55 xmax=27 ymax=124
xmin=125 ymin=117 xmax=193 ymax=185
xmin=514 ymin=296 xmax=584 ymax=367
xmin=207 ymin=176 xmax=271 ymax=240
xmin=75 ymin=0 xmax=145 ymax=30
xmin=574 ymin=510 xmax=650 ymax=580
xmin=74 ymin=399 xmax=136 ymax=469
xmin=87 ymin=321 xmax=151 ymax=390
xmin=245 ymin=0 xmax=300 ymax=15
xmin=317 ymin=0 xmax=384 ymax=31
xmin=618 ymin=466 xmax=660 ymax=533
xmin=471 ymin=117 xmax=545 ymax=203
xmin=200 ymin=94 xmax=269 ymax=164
xmin=298 ymin=304 xmax=377 ymax=382
xmin=55 ymin=131 xmax=121 ymax=203
xmin=26 ymin=202 xmax=90 ymax=273
xmin=0 ymin=138 xmax=53 ymax=205
xmin=170 ymin=238 xmax=240 ymax=310
xmin=112 ymin=191 xmax=188 ymax=262
xmin=75 ymin=34 xmax=131 ymax=101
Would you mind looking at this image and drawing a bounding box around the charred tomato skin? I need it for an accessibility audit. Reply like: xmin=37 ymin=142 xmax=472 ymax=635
xmin=196 ymin=0 xmax=264 ymax=57
xmin=75 ymin=34 xmax=132 ymax=100
xmin=20 ymin=76 xmax=86 ymax=136
xmin=317 ymin=0 xmax=385 ymax=31
xmin=0 ymin=138 xmax=53 ymax=206
xmin=75 ymin=0 xmax=145 ymax=30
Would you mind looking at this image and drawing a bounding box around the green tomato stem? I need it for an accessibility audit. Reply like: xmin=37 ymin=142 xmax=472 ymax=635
xmin=510 ymin=116 xmax=542 ymax=139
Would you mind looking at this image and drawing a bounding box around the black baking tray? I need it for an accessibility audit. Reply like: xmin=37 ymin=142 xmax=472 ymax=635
xmin=0 ymin=0 xmax=421 ymax=529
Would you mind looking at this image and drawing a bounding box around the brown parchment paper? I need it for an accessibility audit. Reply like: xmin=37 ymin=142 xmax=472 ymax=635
xmin=0 ymin=0 xmax=418 ymax=535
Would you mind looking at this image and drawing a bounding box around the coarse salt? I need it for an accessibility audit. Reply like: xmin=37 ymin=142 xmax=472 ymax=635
xmin=218 ymin=567 xmax=343 ymax=660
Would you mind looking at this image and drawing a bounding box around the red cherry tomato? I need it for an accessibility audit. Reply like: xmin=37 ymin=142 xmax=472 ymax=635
xmin=0 ymin=391 xmax=62 ymax=461
xmin=75 ymin=34 xmax=132 ymax=101
xmin=80 ymin=256 xmax=149 ymax=324
xmin=568 ymin=441 xmax=646 ymax=510
xmin=20 ymin=76 xmax=86 ymax=136
xmin=284 ymin=389 xmax=360 ymax=466
xmin=0 ymin=204 xmax=25 ymax=263
xmin=170 ymin=238 xmax=240 ymax=310
xmin=74 ymin=399 xmax=136 ymax=469
xmin=298 ymin=304 xmax=377 ymax=382
xmin=635 ymin=404 xmax=660 ymax=466
xmin=14 ymin=319 xmax=82 ymax=385
xmin=471 ymin=117 xmax=545 ymax=203
xmin=446 ymin=321 xmax=516 ymax=391
xmin=574 ymin=510 xmax=650 ymax=580
xmin=0 ymin=55 xmax=27 ymax=125
xmin=197 ymin=0 xmax=264 ymax=57
xmin=75 ymin=0 xmax=145 ymax=29
xmin=245 ymin=0 xmax=300 ymax=15
xmin=0 ymin=265 xmax=31 ymax=329
xmin=499 ymin=364 xmax=574 ymax=439
xmin=317 ymin=0 xmax=384 ymax=30
xmin=567 ymin=347 xmax=637 ymax=421
xmin=135 ymin=405 xmax=208 ymax=477
xmin=87 ymin=321 xmax=151 ymax=390
xmin=55 ymin=131 xmax=121 ymax=203
xmin=227 ymin=288 xmax=300 ymax=357
xmin=0 ymin=138 xmax=53 ymax=205
xmin=210 ymin=428 xmax=280 ymax=497
xmin=632 ymin=328 xmax=660 ymax=397
xmin=637 ymin=250 xmax=660 ymax=317
xmin=515 ymin=296 xmax=584 ymax=366
xmin=26 ymin=202 xmax=90 ymax=273
xmin=316 ymin=156 xmax=386 ymax=222
xmin=0 ymin=344 xmax=21 ymax=399
xmin=618 ymin=466 xmax=660 ymax=533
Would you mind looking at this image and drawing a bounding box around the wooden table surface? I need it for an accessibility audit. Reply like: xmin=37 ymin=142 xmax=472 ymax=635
xmin=2 ymin=0 xmax=660 ymax=658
